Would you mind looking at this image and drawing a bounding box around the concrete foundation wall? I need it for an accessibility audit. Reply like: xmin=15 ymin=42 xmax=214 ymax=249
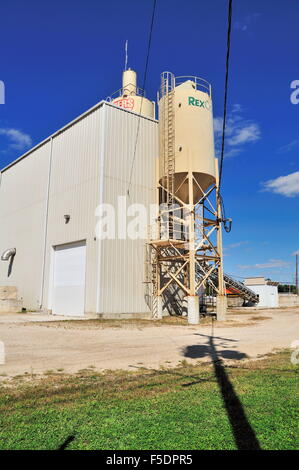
xmin=0 ymin=286 xmax=18 ymax=300
xmin=0 ymin=299 xmax=23 ymax=312
xmin=279 ymin=294 xmax=299 ymax=307
xmin=0 ymin=286 xmax=22 ymax=312
xmin=227 ymin=297 xmax=244 ymax=308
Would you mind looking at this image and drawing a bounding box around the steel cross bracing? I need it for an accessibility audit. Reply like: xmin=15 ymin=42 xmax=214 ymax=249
xmin=147 ymin=168 xmax=227 ymax=315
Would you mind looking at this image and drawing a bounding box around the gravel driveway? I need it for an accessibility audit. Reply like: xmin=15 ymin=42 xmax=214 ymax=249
xmin=0 ymin=308 xmax=298 ymax=377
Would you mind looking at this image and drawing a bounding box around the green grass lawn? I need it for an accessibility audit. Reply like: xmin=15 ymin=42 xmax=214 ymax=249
xmin=0 ymin=351 xmax=297 ymax=450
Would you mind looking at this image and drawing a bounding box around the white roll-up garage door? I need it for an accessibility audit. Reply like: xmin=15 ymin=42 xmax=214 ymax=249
xmin=52 ymin=241 xmax=86 ymax=316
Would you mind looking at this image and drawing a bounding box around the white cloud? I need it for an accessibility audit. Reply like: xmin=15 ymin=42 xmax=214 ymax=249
xmin=262 ymin=171 xmax=299 ymax=197
xmin=227 ymin=123 xmax=260 ymax=146
xmin=213 ymin=104 xmax=261 ymax=158
xmin=234 ymin=22 xmax=248 ymax=32
xmin=213 ymin=117 xmax=223 ymax=134
xmin=292 ymin=250 xmax=299 ymax=256
xmin=226 ymin=241 xmax=249 ymax=249
xmin=223 ymin=148 xmax=243 ymax=158
xmin=0 ymin=128 xmax=32 ymax=151
xmin=239 ymin=259 xmax=291 ymax=269
xmin=277 ymin=139 xmax=299 ymax=154
xmin=234 ymin=13 xmax=261 ymax=32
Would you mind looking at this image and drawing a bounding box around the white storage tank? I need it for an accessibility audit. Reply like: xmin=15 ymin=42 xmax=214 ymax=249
xmin=111 ymin=68 xmax=155 ymax=119
xmin=159 ymin=72 xmax=216 ymax=204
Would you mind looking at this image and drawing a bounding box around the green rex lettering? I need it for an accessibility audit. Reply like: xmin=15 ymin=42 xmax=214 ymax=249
xmin=188 ymin=96 xmax=210 ymax=110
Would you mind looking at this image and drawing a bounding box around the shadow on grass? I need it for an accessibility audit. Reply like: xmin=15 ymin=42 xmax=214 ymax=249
xmin=183 ymin=324 xmax=261 ymax=450
xmin=127 ymin=364 xmax=215 ymax=388
xmin=57 ymin=434 xmax=76 ymax=450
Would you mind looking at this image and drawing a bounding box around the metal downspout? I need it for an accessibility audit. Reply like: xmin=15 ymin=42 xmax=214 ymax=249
xmin=39 ymin=137 xmax=53 ymax=309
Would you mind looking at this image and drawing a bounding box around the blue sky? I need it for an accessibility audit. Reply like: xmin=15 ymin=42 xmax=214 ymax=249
xmin=0 ymin=0 xmax=298 ymax=283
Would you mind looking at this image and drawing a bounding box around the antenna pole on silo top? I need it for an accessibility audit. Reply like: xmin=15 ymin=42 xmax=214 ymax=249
xmin=125 ymin=40 xmax=128 ymax=71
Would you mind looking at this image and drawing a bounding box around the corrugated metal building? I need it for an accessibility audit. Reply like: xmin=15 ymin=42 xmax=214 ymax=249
xmin=0 ymin=101 xmax=158 ymax=317
xmin=244 ymin=277 xmax=279 ymax=308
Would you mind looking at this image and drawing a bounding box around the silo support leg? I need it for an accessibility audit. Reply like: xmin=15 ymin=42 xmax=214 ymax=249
xmin=154 ymin=295 xmax=163 ymax=319
xmin=216 ymin=295 xmax=227 ymax=321
xmin=187 ymin=296 xmax=200 ymax=324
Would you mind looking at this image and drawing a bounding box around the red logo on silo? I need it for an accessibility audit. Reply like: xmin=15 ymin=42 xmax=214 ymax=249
xmin=113 ymin=98 xmax=134 ymax=110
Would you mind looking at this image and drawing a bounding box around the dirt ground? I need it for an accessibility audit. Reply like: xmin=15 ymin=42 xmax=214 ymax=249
xmin=0 ymin=308 xmax=298 ymax=377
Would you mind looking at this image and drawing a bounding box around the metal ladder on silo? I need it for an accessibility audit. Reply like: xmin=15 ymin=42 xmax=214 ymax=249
xmin=161 ymin=72 xmax=175 ymax=238
xmin=166 ymin=90 xmax=175 ymax=207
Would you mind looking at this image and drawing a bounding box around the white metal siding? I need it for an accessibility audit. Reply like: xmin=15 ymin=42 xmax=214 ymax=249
xmin=43 ymin=107 xmax=103 ymax=313
xmin=0 ymin=101 xmax=158 ymax=315
xmin=0 ymin=142 xmax=51 ymax=308
xmin=250 ymin=285 xmax=279 ymax=308
xmin=99 ymin=105 xmax=158 ymax=314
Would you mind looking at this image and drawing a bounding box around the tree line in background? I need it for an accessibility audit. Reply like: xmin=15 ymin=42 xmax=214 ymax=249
xmin=278 ymin=284 xmax=297 ymax=293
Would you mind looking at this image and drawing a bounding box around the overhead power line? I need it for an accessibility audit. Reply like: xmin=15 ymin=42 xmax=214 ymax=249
xmin=218 ymin=0 xmax=233 ymax=189
xmin=127 ymin=0 xmax=157 ymax=197
xmin=127 ymin=0 xmax=232 ymax=195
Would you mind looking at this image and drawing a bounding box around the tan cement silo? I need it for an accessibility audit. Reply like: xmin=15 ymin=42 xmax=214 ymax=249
xmin=111 ymin=68 xmax=155 ymax=119
xmin=159 ymin=73 xmax=216 ymax=204
xmin=150 ymin=72 xmax=226 ymax=326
